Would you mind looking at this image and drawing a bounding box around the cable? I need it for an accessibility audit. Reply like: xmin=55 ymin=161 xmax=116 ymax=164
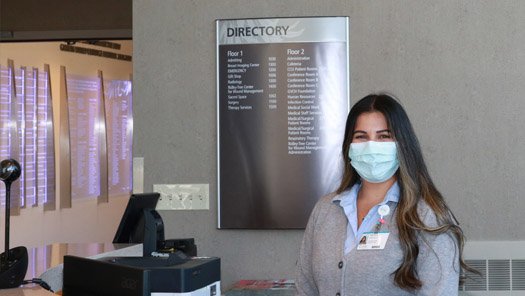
xmin=21 ymin=278 xmax=54 ymax=293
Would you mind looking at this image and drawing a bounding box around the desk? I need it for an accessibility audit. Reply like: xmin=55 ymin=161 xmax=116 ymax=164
xmin=1 ymin=286 xmax=54 ymax=295
xmin=225 ymin=280 xmax=295 ymax=296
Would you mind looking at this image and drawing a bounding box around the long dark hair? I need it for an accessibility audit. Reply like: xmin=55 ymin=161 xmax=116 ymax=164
xmin=337 ymin=93 xmax=473 ymax=290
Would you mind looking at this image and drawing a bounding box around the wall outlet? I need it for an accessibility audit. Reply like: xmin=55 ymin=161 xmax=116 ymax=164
xmin=153 ymin=184 xmax=209 ymax=210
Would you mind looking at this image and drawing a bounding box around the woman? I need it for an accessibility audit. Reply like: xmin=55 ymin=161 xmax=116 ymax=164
xmin=295 ymin=94 xmax=471 ymax=296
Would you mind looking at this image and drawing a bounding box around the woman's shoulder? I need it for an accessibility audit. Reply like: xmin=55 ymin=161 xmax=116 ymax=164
xmin=320 ymin=192 xmax=339 ymax=203
xmin=310 ymin=192 xmax=340 ymax=214
xmin=304 ymin=192 xmax=342 ymax=227
xmin=416 ymin=199 xmax=440 ymax=227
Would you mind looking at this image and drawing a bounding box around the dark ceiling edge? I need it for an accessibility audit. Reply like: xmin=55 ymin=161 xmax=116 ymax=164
xmin=0 ymin=29 xmax=132 ymax=43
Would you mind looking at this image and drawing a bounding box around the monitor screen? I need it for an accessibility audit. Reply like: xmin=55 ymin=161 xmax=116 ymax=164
xmin=113 ymin=192 xmax=160 ymax=243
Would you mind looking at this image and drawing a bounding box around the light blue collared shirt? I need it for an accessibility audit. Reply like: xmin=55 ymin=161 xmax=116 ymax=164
xmin=333 ymin=182 xmax=400 ymax=254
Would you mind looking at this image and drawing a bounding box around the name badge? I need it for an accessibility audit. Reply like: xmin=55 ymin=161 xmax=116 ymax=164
xmin=356 ymin=231 xmax=389 ymax=250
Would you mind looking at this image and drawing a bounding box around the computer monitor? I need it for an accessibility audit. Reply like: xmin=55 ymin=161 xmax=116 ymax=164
xmin=112 ymin=193 xmax=161 ymax=244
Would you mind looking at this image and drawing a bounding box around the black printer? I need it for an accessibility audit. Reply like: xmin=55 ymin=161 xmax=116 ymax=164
xmin=63 ymin=253 xmax=220 ymax=296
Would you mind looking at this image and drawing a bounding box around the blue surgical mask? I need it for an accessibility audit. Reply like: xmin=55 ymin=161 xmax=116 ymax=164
xmin=348 ymin=141 xmax=399 ymax=183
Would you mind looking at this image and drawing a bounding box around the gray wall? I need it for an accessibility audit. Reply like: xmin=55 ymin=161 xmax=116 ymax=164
xmin=133 ymin=0 xmax=525 ymax=288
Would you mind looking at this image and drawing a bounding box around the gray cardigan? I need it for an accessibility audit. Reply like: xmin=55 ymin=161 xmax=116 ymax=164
xmin=295 ymin=193 xmax=460 ymax=296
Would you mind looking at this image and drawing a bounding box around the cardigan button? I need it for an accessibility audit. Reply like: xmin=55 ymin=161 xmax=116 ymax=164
xmin=338 ymin=261 xmax=343 ymax=269
xmin=336 ymin=293 xmax=341 ymax=296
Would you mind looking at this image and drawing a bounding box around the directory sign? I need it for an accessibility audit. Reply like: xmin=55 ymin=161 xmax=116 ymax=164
xmin=217 ymin=17 xmax=349 ymax=228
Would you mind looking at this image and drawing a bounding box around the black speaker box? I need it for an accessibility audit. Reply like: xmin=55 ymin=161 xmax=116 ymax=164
xmin=0 ymin=246 xmax=28 ymax=289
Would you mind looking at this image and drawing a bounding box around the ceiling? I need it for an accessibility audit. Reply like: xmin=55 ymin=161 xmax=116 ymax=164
xmin=0 ymin=0 xmax=132 ymax=42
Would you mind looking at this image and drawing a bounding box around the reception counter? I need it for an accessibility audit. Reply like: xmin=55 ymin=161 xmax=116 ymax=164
xmin=2 ymin=286 xmax=55 ymax=296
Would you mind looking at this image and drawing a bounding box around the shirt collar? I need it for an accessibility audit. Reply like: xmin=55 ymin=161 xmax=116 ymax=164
xmin=332 ymin=181 xmax=400 ymax=206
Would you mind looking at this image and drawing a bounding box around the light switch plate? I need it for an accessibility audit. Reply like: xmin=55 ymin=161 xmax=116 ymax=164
xmin=132 ymin=157 xmax=144 ymax=193
xmin=153 ymin=184 xmax=209 ymax=210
